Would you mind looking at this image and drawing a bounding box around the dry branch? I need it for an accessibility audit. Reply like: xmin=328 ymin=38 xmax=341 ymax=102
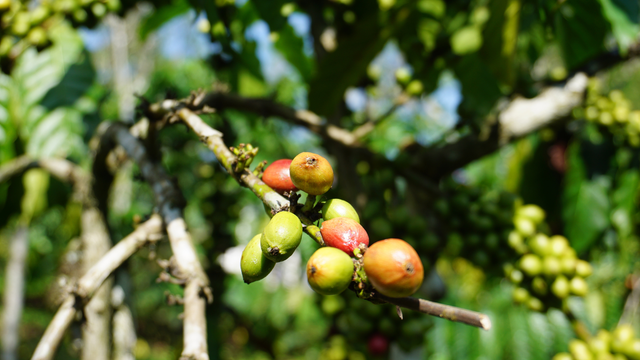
xmin=372 ymin=293 xmax=492 ymax=330
xmin=104 ymin=123 xmax=211 ymax=360
xmin=1 ymin=225 xmax=28 ymax=360
xmin=32 ymin=215 xmax=163 ymax=360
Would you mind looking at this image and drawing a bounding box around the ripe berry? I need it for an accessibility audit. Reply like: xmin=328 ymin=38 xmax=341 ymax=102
xmin=289 ymin=152 xmax=334 ymax=195
xmin=363 ymin=239 xmax=424 ymax=298
xmin=322 ymin=199 xmax=360 ymax=223
xmin=262 ymin=159 xmax=297 ymax=194
xmin=241 ymin=234 xmax=275 ymax=283
xmin=320 ymin=217 xmax=369 ymax=256
xmin=260 ymin=211 xmax=302 ymax=262
xmin=306 ymin=247 xmax=354 ymax=295
xmin=367 ymin=334 xmax=389 ymax=355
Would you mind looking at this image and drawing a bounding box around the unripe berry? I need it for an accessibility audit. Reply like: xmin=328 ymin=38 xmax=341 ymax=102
xmin=512 ymin=287 xmax=529 ymax=304
xmin=363 ymin=239 xmax=424 ymax=298
xmin=519 ymin=254 xmax=542 ymax=277
xmin=241 ymin=234 xmax=275 ymax=283
xmin=260 ymin=211 xmax=302 ymax=262
xmin=551 ymin=275 xmax=570 ymax=299
xmin=569 ymin=277 xmax=588 ymax=296
xmin=306 ymin=247 xmax=354 ymax=295
xmin=575 ymin=260 xmax=593 ymax=278
xmin=322 ymin=199 xmax=360 ymax=223
xmin=262 ymin=159 xmax=297 ymax=194
xmin=568 ymin=340 xmax=591 ymax=360
xmin=290 ymin=152 xmax=334 ymax=195
xmin=320 ymin=217 xmax=369 ymax=255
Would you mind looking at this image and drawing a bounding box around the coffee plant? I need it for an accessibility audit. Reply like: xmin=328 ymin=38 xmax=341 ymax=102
xmin=3 ymin=1 xmax=640 ymax=360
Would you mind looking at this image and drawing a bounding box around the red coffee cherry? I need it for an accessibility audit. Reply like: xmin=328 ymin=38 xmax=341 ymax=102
xmin=320 ymin=217 xmax=369 ymax=256
xmin=367 ymin=334 xmax=389 ymax=355
xmin=289 ymin=152 xmax=334 ymax=195
xmin=262 ymin=159 xmax=297 ymax=194
xmin=363 ymin=239 xmax=424 ymax=298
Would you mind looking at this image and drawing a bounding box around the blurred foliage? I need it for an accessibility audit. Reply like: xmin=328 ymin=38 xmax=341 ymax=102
xmin=3 ymin=0 xmax=640 ymax=359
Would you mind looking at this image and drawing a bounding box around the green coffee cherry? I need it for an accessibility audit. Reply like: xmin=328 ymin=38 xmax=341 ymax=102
xmin=514 ymin=217 xmax=536 ymax=237
xmin=322 ymin=199 xmax=360 ymax=223
xmin=576 ymin=260 xmax=593 ymax=278
xmin=569 ymin=339 xmax=592 ymax=360
xmin=306 ymin=247 xmax=354 ymax=295
xmin=260 ymin=211 xmax=302 ymax=262
xmin=560 ymin=257 xmax=577 ymax=276
xmin=569 ymin=277 xmax=588 ymax=296
xmin=532 ymin=276 xmax=548 ymax=296
xmin=551 ymin=276 xmax=570 ymax=299
xmin=516 ymin=204 xmax=546 ymax=224
xmin=552 ymin=353 xmax=573 ymax=360
xmin=543 ymin=256 xmax=561 ymax=277
xmin=241 ymin=234 xmax=275 ymax=283
xmin=512 ymin=287 xmax=529 ymax=304
xmin=527 ymin=297 xmax=544 ymax=311
xmin=519 ymin=254 xmax=542 ymax=276
xmin=528 ymin=234 xmax=551 ymax=257
xmin=612 ymin=325 xmax=635 ymax=353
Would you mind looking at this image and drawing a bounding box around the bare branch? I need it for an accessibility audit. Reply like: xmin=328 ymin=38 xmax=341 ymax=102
xmin=619 ymin=274 xmax=640 ymax=326
xmin=372 ymin=293 xmax=492 ymax=330
xmin=1 ymin=225 xmax=28 ymax=360
xmin=104 ymin=123 xmax=211 ymax=360
xmin=32 ymin=215 xmax=164 ymax=360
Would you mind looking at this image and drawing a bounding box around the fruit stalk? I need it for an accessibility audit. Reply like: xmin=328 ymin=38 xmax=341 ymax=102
xmin=371 ymin=293 xmax=492 ymax=330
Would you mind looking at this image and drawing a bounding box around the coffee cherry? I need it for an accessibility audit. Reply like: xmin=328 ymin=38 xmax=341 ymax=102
xmin=363 ymin=239 xmax=424 ymax=298
xmin=241 ymin=234 xmax=275 ymax=283
xmin=262 ymin=159 xmax=297 ymax=194
xmin=290 ymin=152 xmax=334 ymax=195
xmin=612 ymin=325 xmax=635 ymax=353
xmin=367 ymin=334 xmax=389 ymax=355
xmin=528 ymin=234 xmax=551 ymax=257
xmin=589 ymin=335 xmax=610 ymax=354
xmin=569 ymin=277 xmax=588 ymax=296
xmin=576 ymin=260 xmax=593 ymax=278
xmin=552 ymin=353 xmax=573 ymax=360
xmin=306 ymin=247 xmax=354 ymax=295
xmin=543 ymin=256 xmax=561 ymax=277
xmin=621 ymin=339 xmax=640 ymax=359
xmin=551 ymin=276 xmax=570 ymax=299
xmin=519 ymin=254 xmax=542 ymax=277
xmin=516 ymin=204 xmax=546 ymax=224
xmin=512 ymin=287 xmax=529 ymax=304
xmin=561 ymin=257 xmax=577 ymax=276
xmin=260 ymin=211 xmax=302 ymax=262
xmin=320 ymin=217 xmax=369 ymax=256
xmin=322 ymin=199 xmax=360 ymax=223
xmin=527 ymin=297 xmax=544 ymax=311
xmin=569 ymin=339 xmax=592 ymax=360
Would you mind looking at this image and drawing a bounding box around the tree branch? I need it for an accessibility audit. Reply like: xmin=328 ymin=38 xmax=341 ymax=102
xmin=103 ymin=123 xmax=211 ymax=360
xmin=32 ymin=215 xmax=164 ymax=360
xmin=372 ymin=293 xmax=492 ymax=330
xmin=1 ymin=225 xmax=28 ymax=360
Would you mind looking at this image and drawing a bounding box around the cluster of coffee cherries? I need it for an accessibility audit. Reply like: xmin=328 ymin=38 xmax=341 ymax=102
xmin=505 ymin=204 xmax=592 ymax=312
xmin=240 ymin=151 xmax=425 ymax=302
xmin=433 ymin=183 xmax=517 ymax=271
xmin=553 ymin=325 xmax=640 ymax=360
xmin=0 ymin=0 xmax=119 ymax=69
xmin=573 ymin=78 xmax=640 ymax=146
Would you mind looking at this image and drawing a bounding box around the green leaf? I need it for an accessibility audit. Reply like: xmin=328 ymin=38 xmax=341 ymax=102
xmin=554 ymin=0 xmax=609 ymax=69
xmin=597 ymin=0 xmax=639 ymax=54
xmin=251 ymin=0 xmax=288 ymax=31
xmin=453 ymin=53 xmax=503 ymax=117
xmin=479 ymin=0 xmax=521 ymax=87
xmin=274 ymin=24 xmax=313 ymax=82
xmin=563 ymin=173 xmax=611 ymax=253
xmin=41 ymin=50 xmax=96 ymax=109
xmin=308 ymin=12 xmax=388 ymax=117
xmin=139 ymin=0 xmax=191 ymax=40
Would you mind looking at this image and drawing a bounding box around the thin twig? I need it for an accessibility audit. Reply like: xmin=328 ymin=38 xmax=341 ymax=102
xmin=372 ymin=293 xmax=492 ymax=330
xmin=104 ymin=123 xmax=211 ymax=360
xmin=619 ymin=274 xmax=640 ymax=326
xmin=32 ymin=215 xmax=164 ymax=360
xmin=1 ymin=225 xmax=28 ymax=360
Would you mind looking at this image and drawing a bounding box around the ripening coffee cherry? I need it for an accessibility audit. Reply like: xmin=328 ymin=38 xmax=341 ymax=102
xmin=363 ymin=239 xmax=424 ymax=298
xmin=320 ymin=217 xmax=369 ymax=256
xmin=322 ymin=199 xmax=360 ymax=223
xmin=262 ymin=159 xmax=297 ymax=194
xmin=260 ymin=211 xmax=302 ymax=262
xmin=306 ymin=247 xmax=354 ymax=295
xmin=241 ymin=234 xmax=275 ymax=283
xmin=290 ymin=152 xmax=334 ymax=195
